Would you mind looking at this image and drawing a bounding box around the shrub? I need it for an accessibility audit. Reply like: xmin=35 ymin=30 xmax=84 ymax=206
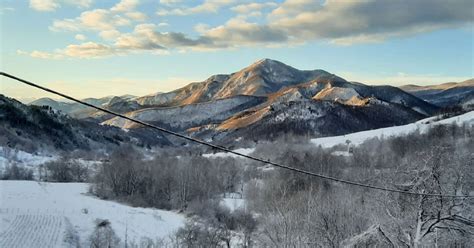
xmin=1 ymin=164 xmax=34 ymax=180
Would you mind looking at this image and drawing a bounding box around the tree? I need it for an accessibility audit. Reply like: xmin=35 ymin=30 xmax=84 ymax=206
xmin=383 ymin=145 xmax=474 ymax=247
xmin=89 ymin=219 xmax=120 ymax=248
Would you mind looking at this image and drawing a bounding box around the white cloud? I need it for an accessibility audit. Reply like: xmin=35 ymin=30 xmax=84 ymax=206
xmin=29 ymin=0 xmax=59 ymax=12
xmin=125 ymin=11 xmax=147 ymax=21
xmin=17 ymin=50 xmax=65 ymax=59
xmin=18 ymin=42 xmax=115 ymax=59
xmin=114 ymin=23 xmax=207 ymax=50
xmin=50 ymin=9 xmax=131 ymax=32
xmin=30 ymin=50 xmax=64 ymax=59
xmin=62 ymin=42 xmax=116 ymax=58
xmin=231 ymin=2 xmax=277 ymax=14
xmin=29 ymin=0 xmax=93 ymax=12
xmin=99 ymin=29 xmax=122 ymax=40
xmin=269 ymin=0 xmax=319 ymax=18
xmin=75 ymin=34 xmax=87 ymax=40
xmin=201 ymin=18 xmax=287 ymax=47
xmin=111 ymin=0 xmax=139 ymax=12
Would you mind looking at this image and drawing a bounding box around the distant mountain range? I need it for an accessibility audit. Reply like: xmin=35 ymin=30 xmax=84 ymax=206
xmin=400 ymin=79 xmax=474 ymax=108
xmin=29 ymin=95 xmax=138 ymax=120
xmin=15 ymin=59 xmax=473 ymax=146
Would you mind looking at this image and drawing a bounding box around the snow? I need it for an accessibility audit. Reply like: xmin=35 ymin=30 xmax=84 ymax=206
xmin=311 ymin=111 xmax=474 ymax=148
xmin=0 ymin=181 xmax=185 ymax=247
xmin=105 ymin=96 xmax=259 ymax=129
xmin=313 ymin=86 xmax=361 ymax=102
xmin=0 ymin=147 xmax=56 ymax=169
xmin=220 ymin=198 xmax=245 ymax=212
xmin=202 ymin=148 xmax=255 ymax=159
xmin=220 ymin=193 xmax=245 ymax=212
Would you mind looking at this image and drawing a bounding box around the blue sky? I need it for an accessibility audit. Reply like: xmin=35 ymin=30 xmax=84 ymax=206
xmin=1 ymin=0 xmax=473 ymax=100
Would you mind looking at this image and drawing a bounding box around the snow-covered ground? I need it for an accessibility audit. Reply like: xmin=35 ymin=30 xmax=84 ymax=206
xmin=311 ymin=111 xmax=474 ymax=148
xmin=202 ymin=147 xmax=255 ymax=159
xmin=220 ymin=193 xmax=246 ymax=212
xmin=0 ymin=181 xmax=184 ymax=247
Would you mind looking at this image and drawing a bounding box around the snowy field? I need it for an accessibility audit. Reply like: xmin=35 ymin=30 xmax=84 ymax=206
xmin=0 ymin=181 xmax=184 ymax=247
xmin=311 ymin=111 xmax=474 ymax=148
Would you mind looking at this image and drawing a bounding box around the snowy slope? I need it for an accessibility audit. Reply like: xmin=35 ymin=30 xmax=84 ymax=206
xmin=0 ymin=181 xmax=184 ymax=247
xmin=311 ymin=111 xmax=474 ymax=148
xmin=103 ymin=95 xmax=265 ymax=130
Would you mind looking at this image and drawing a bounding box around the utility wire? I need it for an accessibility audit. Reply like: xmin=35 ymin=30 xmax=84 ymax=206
xmin=2 ymin=71 xmax=472 ymax=198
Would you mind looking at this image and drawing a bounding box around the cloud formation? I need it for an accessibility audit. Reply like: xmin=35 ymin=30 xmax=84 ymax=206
xmin=29 ymin=0 xmax=92 ymax=11
xmin=269 ymin=0 xmax=474 ymax=44
xmin=18 ymin=42 xmax=116 ymax=59
xmin=23 ymin=0 xmax=474 ymax=59
xmin=50 ymin=9 xmax=131 ymax=32
xmin=30 ymin=0 xmax=59 ymax=11
xmin=111 ymin=0 xmax=139 ymax=12
xmin=231 ymin=2 xmax=277 ymax=14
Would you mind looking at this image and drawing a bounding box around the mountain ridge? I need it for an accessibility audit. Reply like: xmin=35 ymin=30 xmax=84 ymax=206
xmin=100 ymin=59 xmax=440 ymax=143
xmin=399 ymin=79 xmax=474 ymax=108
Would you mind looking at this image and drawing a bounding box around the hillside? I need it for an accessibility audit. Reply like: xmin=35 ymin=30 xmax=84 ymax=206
xmin=30 ymin=95 xmax=138 ymax=120
xmin=0 ymin=95 xmax=169 ymax=154
xmin=311 ymin=110 xmax=474 ymax=148
xmin=104 ymin=95 xmax=266 ymax=130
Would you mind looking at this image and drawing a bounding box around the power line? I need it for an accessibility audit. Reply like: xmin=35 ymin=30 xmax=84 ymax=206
xmin=2 ymin=71 xmax=471 ymax=198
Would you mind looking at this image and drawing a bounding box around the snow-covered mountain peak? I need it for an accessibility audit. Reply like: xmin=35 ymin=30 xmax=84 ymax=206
xmin=313 ymin=86 xmax=361 ymax=102
xmin=250 ymin=58 xmax=294 ymax=71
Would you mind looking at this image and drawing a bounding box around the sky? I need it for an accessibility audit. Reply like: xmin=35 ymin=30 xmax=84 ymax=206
xmin=1 ymin=0 xmax=473 ymax=101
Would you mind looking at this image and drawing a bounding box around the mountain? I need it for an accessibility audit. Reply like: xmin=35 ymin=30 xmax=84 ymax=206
xmin=191 ymin=82 xmax=427 ymax=142
xmin=0 ymin=95 xmax=169 ymax=153
xmin=29 ymin=97 xmax=80 ymax=113
xmin=135 ymin=59 xmax=344 ymax=107
xmin=102 ymin=59 xmax=438 ymax=143
xmin=30 ymin=95 xmax=139 ymax=120
xmin=400 ymin=79 xmax=474 ymax=109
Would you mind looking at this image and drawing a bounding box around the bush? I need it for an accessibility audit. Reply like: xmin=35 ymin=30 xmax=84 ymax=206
xmin=1 ymin=164 xmax=34 ymax=180
xmin=41 ymin=157 xmax=89 ymax=182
